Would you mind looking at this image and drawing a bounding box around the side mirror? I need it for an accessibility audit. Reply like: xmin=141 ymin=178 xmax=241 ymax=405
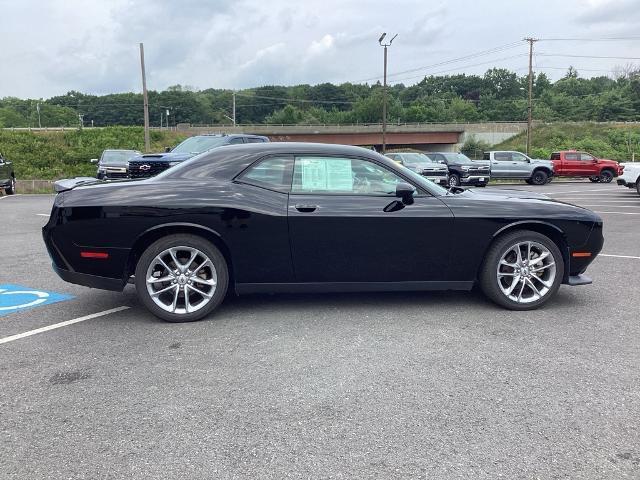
xmin=165 ymin=146 xmax=171 ymax=153
xmin=90 ymin=158 xmax=98 ymax=163
xmin=395 ymin=182 xmax=416 ymax=205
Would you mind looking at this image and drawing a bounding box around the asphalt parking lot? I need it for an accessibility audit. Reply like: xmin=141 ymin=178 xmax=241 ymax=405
xmin=1 ymin=182 xmax=639 ymax=479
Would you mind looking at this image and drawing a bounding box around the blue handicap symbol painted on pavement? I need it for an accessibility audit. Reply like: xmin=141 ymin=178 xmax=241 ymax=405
xmin=0 ymin=284 xmax=73 ymax=317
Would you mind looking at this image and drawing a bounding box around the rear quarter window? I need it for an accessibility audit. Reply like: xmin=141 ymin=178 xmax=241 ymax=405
xmin=550 ymin=153 xmax=560 ymax=160
xmin=237 ymin=157 xmax=293 ymax=192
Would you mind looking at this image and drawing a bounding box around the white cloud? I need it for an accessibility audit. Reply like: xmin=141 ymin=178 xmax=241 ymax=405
xmin=0 ymin=0 xmax=638 ymax=98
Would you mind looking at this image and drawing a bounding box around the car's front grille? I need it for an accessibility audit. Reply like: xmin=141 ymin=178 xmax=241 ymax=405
xmin=128 ymin=161 xmax=170 ymax=178
xmin=467 ymin=165 xmax=490 ymax=175
xmin=104 ymin=171 xmax=129 ymax=179
xmin=420 ymin=168 xmax=447 ymax=176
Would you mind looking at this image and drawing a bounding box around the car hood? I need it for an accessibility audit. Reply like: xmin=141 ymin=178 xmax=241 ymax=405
xmin=99 ymin=161 xmax=129 ymax=168
xmin=129 ymin=152 xmax=195 ymax=163
xmin=454 ymin=160 xmax=491 ymax=167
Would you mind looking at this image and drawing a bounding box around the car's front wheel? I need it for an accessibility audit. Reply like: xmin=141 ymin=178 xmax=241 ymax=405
xmin=135 ymin=234 xmax=229 ymax=322
xmin=480 ymin=230 xmax=564 ymax=310
xmin=530 ymin=170 xmax=548 ymax=186
xmin=448 ymin=174 xmax=460 ymax=187
xmin=599 ymin=170 xmax=614 ymax=183
xmin=636 ymin=180 xmax=640 ymax=196
xmin=5 ymin=176 xmax=16 ymax=195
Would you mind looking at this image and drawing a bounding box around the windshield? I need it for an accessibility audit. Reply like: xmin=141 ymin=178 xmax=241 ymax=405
xmin=101 ymin=150 xmax=139 ymax=165
xmin=399 ymin=166 xmax=449 ymax=196
xmin=399 ymin=153 xmax=439 ymax=167
xmin=442 ymin=153 xmax=473 ymax=163
xmin=171 ymin=136 xmax=229 ymax=154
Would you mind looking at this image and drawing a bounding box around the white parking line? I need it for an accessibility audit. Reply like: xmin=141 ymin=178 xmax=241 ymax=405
xmin=0 ymin=194 xmax=21 ymax=200
xmin=594 ymin=211 xmax=640 ymax=215
xmin=600 ymin=254 xmax=640 ymax=260
xmin=546 ymin=188 xmax=617 ymax=194
xmin=579 ymin=205 xmax=640 ymax=208
xmin=36 ymin=213 xmax=50 ymax=217
xmin=0 ymin=306 xmax=130 ymax=345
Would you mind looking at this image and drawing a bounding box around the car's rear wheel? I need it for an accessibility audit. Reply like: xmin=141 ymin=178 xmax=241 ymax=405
xmin=134 ymin=234 xmax=228 ymax=322
xmin=5 ymin=176 xmax=16 ymax=195
xmin=448 ymin=174 xmax=460 ymax=187
xmin=599 ymin=170 xmax=614 ymax=183
xmin=530 ymin=170 xmax=548 ymax=186
xmin=636 ymin=180 xmax=640 ymax=196
xmin=480 ymin=230 xmax=564 ymax=310
xmin=589 ymin=176 xmax=600 ymax=183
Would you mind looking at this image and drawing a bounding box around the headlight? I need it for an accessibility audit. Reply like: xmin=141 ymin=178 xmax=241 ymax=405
xmin=461 ymin=166 xmax=470 ymax=171
xmin=168 ymin=161 xmax=181 ymax=167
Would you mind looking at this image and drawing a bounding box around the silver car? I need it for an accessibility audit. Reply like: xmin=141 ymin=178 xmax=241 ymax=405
xmin=483 ymin=151 xmax=554 ymax=185
xmin=385 ymin=152 xmax=449 ymax=186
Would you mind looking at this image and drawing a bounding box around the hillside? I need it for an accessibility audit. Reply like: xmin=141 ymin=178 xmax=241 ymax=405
xmin=493 ymin=122 xmax=640 ymax=162
xmin=0 ymin=127 xmax=187 ymax=179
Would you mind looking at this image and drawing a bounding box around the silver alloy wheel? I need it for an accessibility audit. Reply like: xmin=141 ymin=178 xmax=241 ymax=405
xmin=496 ymin=241 xmax=557 ymax=304
xmin=145 ymin=246 xmax=217 ymax=315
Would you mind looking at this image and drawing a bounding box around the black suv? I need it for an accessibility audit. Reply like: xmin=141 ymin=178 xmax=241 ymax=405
xmin=0 ymin=152 xmax=16 ymax=195
xmin=426 ymin=152 xmax=491 ymax=187
xmin=128 ymin=134 xmax=270 ymax=179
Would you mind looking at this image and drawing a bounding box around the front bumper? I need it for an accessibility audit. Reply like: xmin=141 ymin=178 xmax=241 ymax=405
xmin=461 ymin=175 xmax=489 ymax=185
xmin=424 ymin=176 xmax=449 ymax=185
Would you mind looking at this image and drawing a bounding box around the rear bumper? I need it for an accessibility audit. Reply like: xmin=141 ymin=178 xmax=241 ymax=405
xmin=52 ymin=264 xmax=126 ymax=292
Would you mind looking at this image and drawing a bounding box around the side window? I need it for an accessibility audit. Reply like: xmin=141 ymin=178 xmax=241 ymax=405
xmin=246 ymin=137 xmax=266 ymax=143
xmin=292 ymin=157 xmax=407 ymax=195
xmin=483 ymin=152 xmax=490 ymax=160
xmin=565 ymin=153 xmax=578 ymax=161
xmin=238 ymin=157 xmax=293 ymax=192
xmin=229 ymin=137 xmax=245 ymax=145
xmin=494 ymin=152 xmax=511 ymax=161
xmin=511 ymin=153 xmax=528 ymax=162
xmin=580 ymin=153 xmax=595 ymax=161
xmin=550 ymin=153 xmax=560 ymax=160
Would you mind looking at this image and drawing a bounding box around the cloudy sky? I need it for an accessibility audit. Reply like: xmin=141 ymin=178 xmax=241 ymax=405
xmin=0 ymin=0 xmax=638 ymax=98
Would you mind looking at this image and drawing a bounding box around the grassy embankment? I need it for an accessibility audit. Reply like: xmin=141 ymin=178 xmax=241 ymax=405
xmin=493 ymin=122 xmax=640 ymax=162
xmin=0 ymin=127 xmax=187 ymax=180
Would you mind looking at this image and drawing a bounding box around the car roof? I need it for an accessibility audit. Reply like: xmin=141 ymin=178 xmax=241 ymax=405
xmin=163 ymin=142 xmax=398 ymax=181
xmin=191 ymin=133 xmax=269 ymax=139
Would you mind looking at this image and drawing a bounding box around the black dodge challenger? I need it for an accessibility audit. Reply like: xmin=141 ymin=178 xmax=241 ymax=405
xmin=43 ymin=143 xmax=603 ymax=322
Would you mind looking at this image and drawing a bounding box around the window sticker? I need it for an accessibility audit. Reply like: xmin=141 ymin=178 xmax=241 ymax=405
xmin=299 ymin=158 xmax=354 ymax=191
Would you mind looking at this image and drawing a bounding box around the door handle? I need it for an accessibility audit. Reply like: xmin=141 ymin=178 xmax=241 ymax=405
xmin=295 ymin=204 xmax=318 ymax=213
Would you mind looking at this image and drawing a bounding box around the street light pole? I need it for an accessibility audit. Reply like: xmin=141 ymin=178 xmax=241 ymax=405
xmin=525 ymin=37 xmax=538 ymax=156
xmin=379 ymin=33 xmax=397 ymax=154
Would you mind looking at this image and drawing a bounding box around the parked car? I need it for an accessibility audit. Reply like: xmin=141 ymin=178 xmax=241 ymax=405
xmin=128 ymin=133 xmax=270 ymax=179
xmin=91 ymin=149 xmax=141 ymax=180
xmin=550 ymin=150 xmax=623 ymax=183
xmin=426 ymin=152 xmax=491 ymax=187
xmin=483 ymin=151 xmax=554 ymax=185
xmin=385 ymin=152 xmax=449 ymax=185
xmin=0 ymin=152 xmax=16 ymax=195
xmin=617 ymin=163 xmax=640 ymax=195
xmin=45 ymin=142 xmax=603 ymax=322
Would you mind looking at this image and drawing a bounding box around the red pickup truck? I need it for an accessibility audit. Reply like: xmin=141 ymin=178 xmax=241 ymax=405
xmin=550 ymin=150 xmax=623 ymax=183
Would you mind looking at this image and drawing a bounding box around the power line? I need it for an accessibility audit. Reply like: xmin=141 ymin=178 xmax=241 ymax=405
xmin=537 ymin=53 xmax=640 ymax=60
xmin=352 ymin=40 xmax=525 ymax=83
xmin=539 ymin=36 xmax=640 ymax=42
xmin=388 ymin=54 xmax=529 ymax=84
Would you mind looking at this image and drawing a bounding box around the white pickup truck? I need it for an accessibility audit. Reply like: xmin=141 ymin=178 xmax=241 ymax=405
xmin=617 ymin=163 xmax=640 ymax=196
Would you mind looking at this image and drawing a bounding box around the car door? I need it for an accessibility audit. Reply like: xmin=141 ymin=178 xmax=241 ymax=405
xmin=490 ymin=152 xmax=512 ymax=178
xmin=0 ymin=154 xmax=8 ymax=185
xmin=509 ymin=152 xmax=531 ymax=178
xmin=287 ymin=155 xmax=454 ymax=283
xmin=579 ymin=152 xmax=597 ymax=176
xmin=563 ymin=152 xmax=581 ymax=175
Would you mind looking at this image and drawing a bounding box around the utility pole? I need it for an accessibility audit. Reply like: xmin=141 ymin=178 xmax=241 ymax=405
xmin=232 ymin=91 xmax=237 ymax=126
xmin=139 ymin=42 xmax=150 ymax=152
xmin=36 ymin=102 xmax=42 ymax=128
xmin=378 ymin=33 xmax=397 ymax=154
xmin=525 ymin=37 xmax=538 ymax=156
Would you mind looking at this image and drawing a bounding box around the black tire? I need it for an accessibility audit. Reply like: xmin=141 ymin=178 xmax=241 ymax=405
xmin=479 ymin=230 xmax=564 ymax=311
xmin=599 ymin=170 xmax=614 ymax=183
xmin=448 ymin=174 xmax=460 ymax=187
xmin=525 ymin=179 xmax=534 ymax=185
xmin=530 ymin=170 xmax=548 ymax=186
xmin=588 ymin=176 xmax=600 ymax=183
xmin=636 ymin=180 xmax=640 ymax=197
xmin=134 ymin=234 xmax=229 ymax=322
xmin=5 ymin=176 xmax=16 ymax=195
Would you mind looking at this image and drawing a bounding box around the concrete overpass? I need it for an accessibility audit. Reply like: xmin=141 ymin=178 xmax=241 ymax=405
xmin=176 ymin=122 xmax=527 ymax=151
